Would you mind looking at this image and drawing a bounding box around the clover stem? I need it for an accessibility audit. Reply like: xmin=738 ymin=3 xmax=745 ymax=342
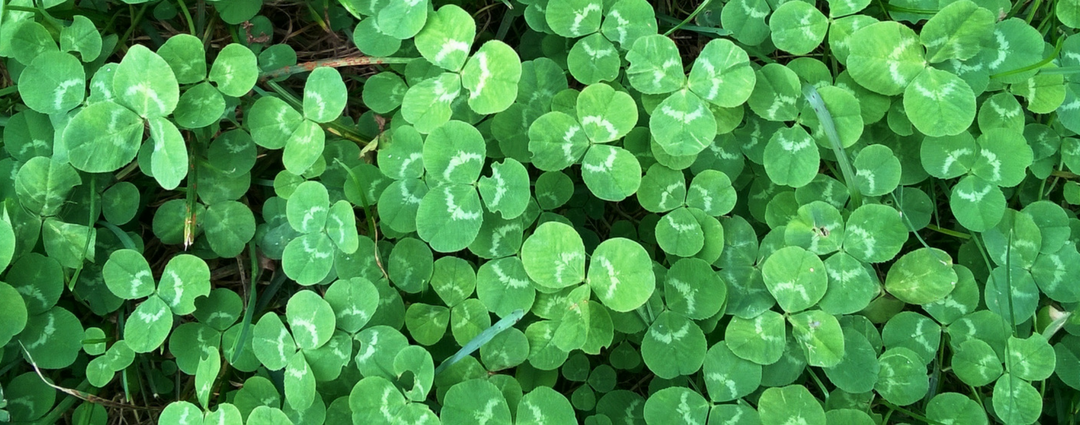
xmin=802 ymin=83 xmax=861 ymax=208
xmin=805 ymin=367 xmax=830 ymax=402
xmin=230 ymin=241 xmax=261 ymax=364
xmin=175 ymin=0 xmax=197 ymax=35
xmin=877 ymin=399 xmax=941 ymax=424
xmin=661 ymin=0 xmax=718 ymax=37
xmin=115 ymin=3 xmax=150 ymax=55
xmin=259 ymin=56 xmax=418 ymax=81
xmin=923 ymin=224 xmax=971 ymax=240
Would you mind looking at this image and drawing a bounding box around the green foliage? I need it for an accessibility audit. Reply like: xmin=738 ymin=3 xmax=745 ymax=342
xmin=2 ymin=0 xmax=1080 ymax=424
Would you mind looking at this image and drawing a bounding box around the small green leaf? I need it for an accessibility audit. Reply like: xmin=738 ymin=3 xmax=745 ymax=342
xmin=18 ymin=51 xmax=85 ymax=115
xmin=415 ymin=184 xmax=484 ymax=252
xmin=303 ymin=67 xmax=347 ymax=123
xmin=124 ymin=295 xmax=173 ymax=353
xmin=920 ymin=0 xmax=994 ymax=63
xmin=726 ymin=311 xmax=786 ymax=365
xmin=442 ymin=379 xmax=512 ymax=425
xmin=522 ymin=221 xmax=586 ymax=290
xmin=461 ymin=41 xmax=521 ymax=115
xmin=64 ymin=101 xmax=144 ymax=173
xmin=528 ymin=111 xmax=590 ymax=171
xmin=762 ymin=246 xmax=826 ymax=313
xmin=626 ymin=35 xmax=685 ymax=94
xmin=651 ymin=90 xmax=717 ymax=157
xmin=950 ymin=175 xmax=1006 ymax=232
xmin=114 ymin=44 xmax=179 ymax=118
xmin=758 ymin=385 xmax=826 ymax=425
xmin=847 ymin=21 xmax=926 ymax=96
xmin=903 ymin=68 xmax=976 ymax=137
xmin=103 ymin=249 xmax=155 ymax=300
xmin=156 ymin=254 xmax=212 ymax=315
xmin=282 ymin=232 xmax=336 ymax=285
xmin=414 ymin=5 xmax=474 ymax=72
xmin=875 ymin=347 xmax=929 ymax=406
xmin=992 ymin=374 xmax=1041 ymax=425
xmin=643 ymin=387 xmax=710 ymax=424
xmin=763 ymin=125 xmax=819 ymax=188
xmin=688 ymin=38 xmax=755 ymax=107
xmin=642 ymin=311 xmax=707 ymax=378
xmin=545 ymin=0 xmax=602 ymax=38
xmin=769 ymin=2 xmax=828 ymax=55
xmin=147 ymin=117 xmax=188 ymax=190
xmin=401 ymin=73 xmax=461 ymax=133
xmin=209 ymin=43 xmax=258 ymax=97
xmin=157 ymin=34 xmax=207 ymax=84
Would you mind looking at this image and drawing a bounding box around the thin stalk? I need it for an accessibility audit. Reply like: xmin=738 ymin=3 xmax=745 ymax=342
xmin=805 ymin=367 xmax=830 ymax=402
xmin=990 ymin=37 xmax=1063 ymax=80
xmin=1025 ymin=0 xmax=1043 ymax=24
xmin=176 ymin=0 xmax=197 ymax=35
xmin=260 ymin=56 xmax=417 ymax=80
xmin=0 ymin=85 xmax=19 ymax=97
xmin=661 ymin=0 xmax=715 ymax=36
xmin=877 ymin=399 xmax=943 ymax=424
xmin=115 ymin=3 xmax=150 ymax=55
xmin=230 ymin=241 xmax=261 ymax=363
xmin=924 ymin=224 xmax=971 ymax=240
xmin=68 ymin=177 xmax=97 ymax=290
xmin=1004 ymin=228 xmax=1018 ymax=336
xmin=803 ymin=83 xmax=861 ymax=207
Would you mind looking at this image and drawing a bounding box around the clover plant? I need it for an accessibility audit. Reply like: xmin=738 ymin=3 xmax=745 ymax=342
xmin=2 ymin=0 xmax=1080 ymax=423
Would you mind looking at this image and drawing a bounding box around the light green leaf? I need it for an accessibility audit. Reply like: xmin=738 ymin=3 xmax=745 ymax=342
xmin=287 ymin=180 xmax=330 ymax=234
xmin=528 ymin=111 xmax=590 ymax=171
xmin=920 ymin=0 xmax=994 ymax=63
xmin=156 ymin=254 xmax=211 ymax=315
xmin=546 ymin=0 xmax=602 ymax=38
xmin=14 ymin=156 xmax=80 ymax=217
xmin=769 ymin=1 xmax=827 ymax=55
xmin=282 ymin=232 xmax=336 ymax=285
xmin=726 ymin=311 xmax=786 ymax=365
xmin=64 ymin=101 xmax=144 ymax=173
xmin=762 ymin=246 xmax=826 ymax=313
xmin=664 ymin=257 xmax=725 ymax=320
xmin=643 ymin=387 xmax=710 ymax=424
xmin=758 ymin=385 xmax=826 ymax=425
xmin=972 ymin=128 xmax=1033 ymax=187
xmin=442 ymin=379 xmax=512 ymax=425
xmin=626 ymin=34 xmax=685 ymax=94
xmin=414 ymin=5 xmax=474 ymax=72
xmin=577 ymin=83 xmax=637 ymax=143
xmin=650 ymin=90 xmax=717 ymax=156
xmin=157 ymin=34 xmax=206 ymax=84
xmin=416 ymin=184 xmax=484 ymax=252
xmin=303 ymin=67 xmax=347 ymax=123
xmin=846 ymin=21 xmax=927 ymax=96
xmin=18 ymin=51 xmax=85 ymax=115
xmin=588 ymin=238 xmax=655 ymax=312
xmin=852 ymin=144 xmax=902 ymax=196
xmin=282 ymin=119 xmax=326 ymax=175
xmin=567 ymin=33 xmax=621 ymax=84
xmin=424 ymin=120 xmax=486 ymax=185
xmin=377 ymin=0 xmax=428 ymax=40
xmin=763 ymin=125 xmax=818 ymax=188
xmin=642 ymin=311 xmax=707 ymax=378
xmin=175 ymin=83 xmax=227 ymax=129
xmin=992 ymin=374 xmax=1041 ymax=425
xmin=601 ymin=0 xmax=657 ymax=49
xmin=401 ymin=73 xmax=461 ymax=133
xmin=286 ymin=290 xmax=336 ymax=350
xmin=158 ymin=401 xmax=202 ymax=425
xmin=920 ymin=131 xmax=977 ymax=179
xmin=147 ymin=117 xmax=188 ymax=190
xmin=688 ymin=38 xmax=755 ymax=108
xmin=950 ymin=175 xmax=1006 ymax=232
xmin=885 ymin=248 xmax=957 ymax=305
xmin=522 ymin=221 xmax=586 ymax=290
xmin=478 ymin=158 xmax=530 ymax=219
xmin=875 ymin=347 xmax=929 ymax=406
xmin=124 ymin=295 xmax=173 ymax=353
xmin=461 ymin=40 xmax=522 ymax=115
xmin=252 ymin=313 xmax=296 ymax=370
xmin=926 ymin=393 xmax=988 ymax=425
xmin=103 ymin=249 xmax=155 ymax=300
xmin=656 ymin=207 xmax=705 ymax=257
xmin=114 ymin=44 xmax=179 ymax=118
xmin=903 ymin=68 xmax=976 ymax=137
xmin=784 ymin=201 xmax=845 ymax=255
xmin=209 ymin=43 xmax=257 ymax=97
xmin=581 ymin=145 xmax=641 ymax=202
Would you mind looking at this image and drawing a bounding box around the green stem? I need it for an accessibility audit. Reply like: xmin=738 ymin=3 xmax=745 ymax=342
xmin=924 ymin=224 xmax=971 ymax=240
xmin=803 ymin=83 xmax=861 ymax=207
xmin=260 ymin=56 xmax=417 ymax=80
xmin=661 ymin=0 xmax=716 ymax=36
xmin=176 ymin=0 xmax=197 ymax=35
xmin=805 ymin=367 xmax=830 ymax=402
xmin=989 ymin=37 xmax=1063 ymax=80
xmin=877 ymin=399 xmax=942 ymax=424
xmin=230 ymin=240 xmax=261 ymax=364
xmin=115 ymin=3 xmax=150 ymax=55
xmin=0 ymin=85 xmax=19 ymax=97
